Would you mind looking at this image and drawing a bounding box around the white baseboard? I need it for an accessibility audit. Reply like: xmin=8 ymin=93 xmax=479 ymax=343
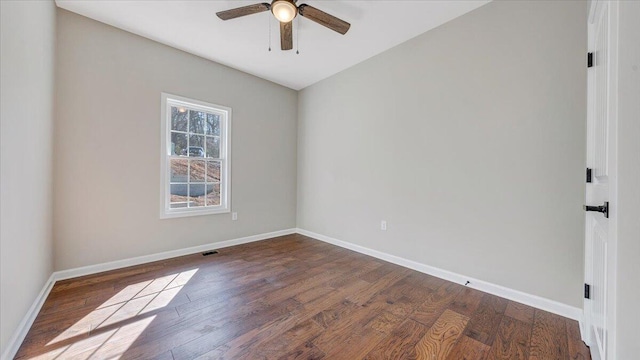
xmin=1 ymin=228 xmax=296 ymax=360
xmin=296 ymin=228 xmax=584 ymax=322
xmin=1 ymin=274 xmax=56 ymax=360
xmin=53 ymin=228 xmax=297 ymax=281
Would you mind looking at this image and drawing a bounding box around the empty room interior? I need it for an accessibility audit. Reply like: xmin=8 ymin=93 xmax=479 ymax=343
xmin=1 ymin=0 xmax=638 ymax=359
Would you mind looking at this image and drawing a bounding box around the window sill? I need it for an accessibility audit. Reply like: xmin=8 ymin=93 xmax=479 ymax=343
xmin=160 ymin=207 xmax=230 ymax=219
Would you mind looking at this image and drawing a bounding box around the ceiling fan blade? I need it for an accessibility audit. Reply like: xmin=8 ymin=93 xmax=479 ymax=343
xmin=298 ymin=4 xmax=350 ymax=35
xmin=216 ymin=3 xmax=270 ymax=20
xmin=280 ymin=21 xmax=293 ymax=50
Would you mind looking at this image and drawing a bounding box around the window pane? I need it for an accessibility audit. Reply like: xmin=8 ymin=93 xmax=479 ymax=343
xmin=206 ymin=136 xmax=220 ymax=158
xmin=205 ymin=184 xmax=221 ymax=206
xmin=206 ymin=161 xmax=221 ymax=182
xmin=188 ymin=184 xmax=206 ymax=207
xmin=171 ymin=107 xmax=188 ymax=132
xmin=171 ymin=132 xmax=187 ymax=156
xmin=170 ymin=159 xmax=188 ymax=182
xmin=190 ymin=160 xmax=205 ymax=182
xmin=206 ymin=114 xmax=220 ymax=136
xmin=170 ymin=184 xmax=188 ymax=197
xmin=188 ymin=135 xmax=205 ymax=157
xmin=170 ymin=183 xmax=188 ymax=209
xmin=189 ymin=110 xmax=206 ymax=134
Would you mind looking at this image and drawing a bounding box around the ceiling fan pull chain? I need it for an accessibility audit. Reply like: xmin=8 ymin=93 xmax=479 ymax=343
xmin=268 ymin=14 xmax=272 ymax=52
xmin=296 ymin=16 xmax=300 ymax=54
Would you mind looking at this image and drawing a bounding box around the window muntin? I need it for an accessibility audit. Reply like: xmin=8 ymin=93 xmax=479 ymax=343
xmin=161 ymin=94 xmax=230 ymax=218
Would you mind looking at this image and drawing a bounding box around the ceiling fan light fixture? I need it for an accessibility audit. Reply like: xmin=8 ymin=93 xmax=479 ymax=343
xmin=271 ymin=0 xmax=297 ymax=23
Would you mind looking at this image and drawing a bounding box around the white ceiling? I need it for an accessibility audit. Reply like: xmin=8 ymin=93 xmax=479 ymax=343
xmin=55 ymin=0 xmax=490 ymax=90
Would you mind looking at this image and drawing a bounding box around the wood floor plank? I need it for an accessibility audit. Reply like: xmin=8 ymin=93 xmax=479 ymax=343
xmin=238 ymin=319 xmax=325 ymax=359
xmin=463 ymin=293 xmax=508 ymax=345
xmin=346 ymin=267 xmax=411 ymax=305
xmin=40 ymin=296 xmax=87 ymax=316
xmin=366 ymin=311 xmax=405 ymax=336
xmin=363 ymin=319 xmax=429 ymax=360
xmin=312 ymin=301 xmax=379 ymax=353
xmin=14 ymin=235 xmax=590 ymax=360
xmin=320 ymin=310 xmax=405 ymax=359
xmin=226 ymin=313 xmax=322 ymax=357
xmin=157 ymin=351 xmax=176 ymax=360
xmin=302 ymin=285 xmax=403 ymax=358
xmin=446 ymin=335 xmax=490 ymax=360
xmin=414 ymin=309 xmax=470 ymax=359
xmin=529 ymin=309 xmax=570 ymax=360
xmin=312 ymin=299 xmax=361 ymax=329
xmin=487 ymin=315 xmax=531 ymax=360
xmin=260 ymin=267 xmax=346 ymax=305
xmin=276 ymin=341 xmax=325 ymax=360
xmin=449 ymin=287 xmax=484 ymax=317
xmin=382 ymin=280 xmax=433 ymax=305
xmin=566 ymin=319 xmax=591 ymax=360
xmin=402 ymin=271 xmax=447 ymax=292
xmin=293 ymin=285 xmax=334 ymax=304
xmin=504 ymin=301 xmax=535 ymax=324
xmin=325 ymin=260 xmax=383 ymax=289
xmin=169 ymin=298 xmax=301 ymax=359
xmin=358 ymin=263 xmax=396 ymax=283
xmin=410 ymin=281 xmax=462 ymax=328
xmin=203 ymin=278 xmax=372 ymax=359
xmin=388 ymin=296 xmax=420 ymax=318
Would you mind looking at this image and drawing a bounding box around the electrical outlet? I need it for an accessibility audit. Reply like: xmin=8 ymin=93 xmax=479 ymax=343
xmin=232 ymin=212 xmax=238 ymax=221
xmin=381 ymin=221 xmax=387 ymax=231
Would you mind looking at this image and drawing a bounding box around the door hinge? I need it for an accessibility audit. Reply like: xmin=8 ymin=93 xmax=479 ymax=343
xmin=584 ymin=283 xmax=591 ymax=299
xmin=586 ymin=168 xmax=593 ymax=183
xmin=587 ymin=52 xmax=594 ymax=68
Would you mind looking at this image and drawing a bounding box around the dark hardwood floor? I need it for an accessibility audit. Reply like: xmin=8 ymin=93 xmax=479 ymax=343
xmin=15 ymin=234 xmax=590 ymax=359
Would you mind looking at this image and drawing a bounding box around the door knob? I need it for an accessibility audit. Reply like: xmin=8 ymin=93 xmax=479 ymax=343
xmin=584 ymin=201 xmax=609 ymax=218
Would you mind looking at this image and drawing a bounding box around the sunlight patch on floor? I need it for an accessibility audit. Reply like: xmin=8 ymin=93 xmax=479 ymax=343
xmin=44 ymin=269 xmax=198 ymax=348
xmin=30 ymin=315 xmax=156 ymax=360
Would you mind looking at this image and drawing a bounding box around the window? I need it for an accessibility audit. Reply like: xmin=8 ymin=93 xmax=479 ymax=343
xmin=160 ymin=93 xmax=231 ymax=218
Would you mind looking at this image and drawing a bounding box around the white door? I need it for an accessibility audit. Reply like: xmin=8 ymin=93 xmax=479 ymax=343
xmin=584 ymin=1 xmax=618 ymax=360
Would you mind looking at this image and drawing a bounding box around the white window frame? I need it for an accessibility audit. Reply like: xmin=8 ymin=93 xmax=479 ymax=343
xmin=160 ymin=93 xmax=231 ymax=219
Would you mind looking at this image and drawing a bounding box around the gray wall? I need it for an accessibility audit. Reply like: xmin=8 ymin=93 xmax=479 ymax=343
xmin=54 ymin=9 xmax=298 ymax=270
xmin=616 ymin=1 xmax=640 ymax=357
xmin=0 ymin=0 xmax=56 ymax=354
xmin=297 ymin=0 xmax=587 ymax=307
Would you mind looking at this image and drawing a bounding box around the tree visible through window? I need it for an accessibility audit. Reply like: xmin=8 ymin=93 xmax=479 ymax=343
xmin=161 ymin=94 xmax=231 ymax=218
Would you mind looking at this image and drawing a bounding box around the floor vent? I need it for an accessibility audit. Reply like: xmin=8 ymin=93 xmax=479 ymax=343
xmin=202 ymin=250 xmax=219 ymax=256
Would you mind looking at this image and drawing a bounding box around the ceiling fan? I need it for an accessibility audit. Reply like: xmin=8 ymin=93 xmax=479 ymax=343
xmin=216 ymin=0 xmax=351 ymax=51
